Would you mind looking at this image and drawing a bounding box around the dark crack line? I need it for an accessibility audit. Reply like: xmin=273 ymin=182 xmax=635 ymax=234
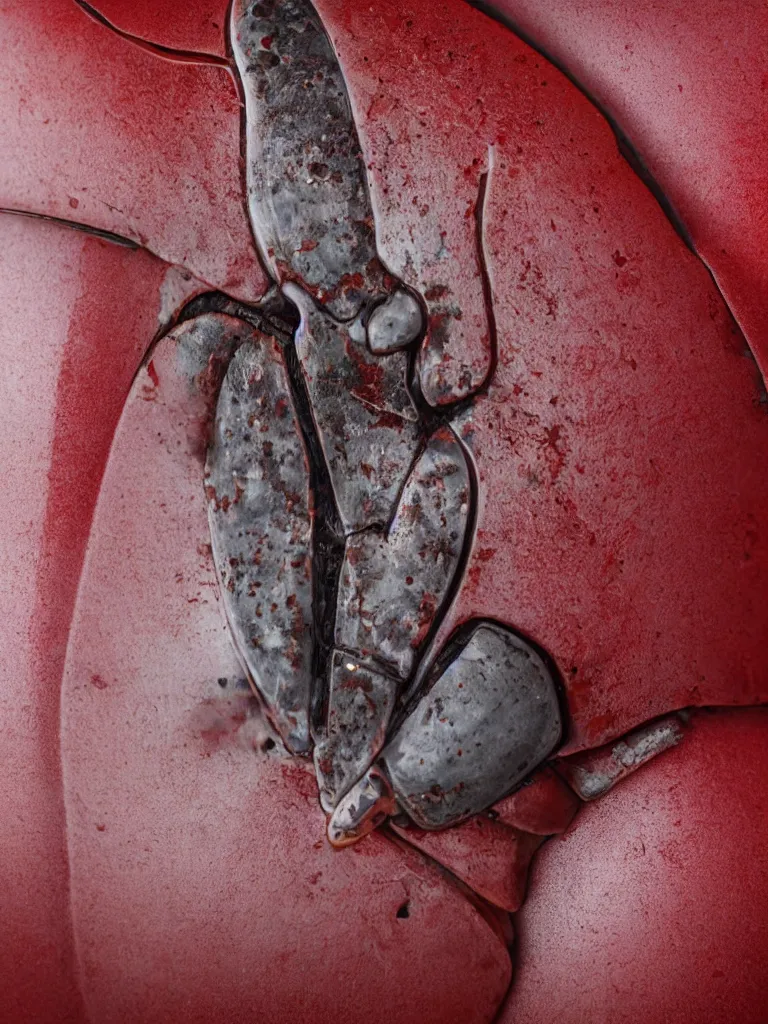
xmin=72 ymin=0 xmax=230 ymax=66
xmin=476 ymin=152 xmax=500 ymax=394
xmin=402 ymin=153 xmax=502 ymax=425
xmin=174 ymin=288 xmax=297 ymax=343
xmin=464 ymin=0 xmax=696 ymax=253
xmin=279 ymin=321 xmax=347 ymax=741
xmin=463 ymin=2 xmax=768 ymax=404
xmin=0 ymin=209 xmax=247 ymax=308
xmin=0 ymin=207 xmax=139 ymax=248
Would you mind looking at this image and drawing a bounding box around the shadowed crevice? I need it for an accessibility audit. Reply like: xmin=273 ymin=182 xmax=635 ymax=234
xmin=72 ymin=0 xmax=230 ymax=66
xmin=0 ymin=207 xmax=138 ymax=248
xmin=463 ymin=0 xmax=695 ymax=253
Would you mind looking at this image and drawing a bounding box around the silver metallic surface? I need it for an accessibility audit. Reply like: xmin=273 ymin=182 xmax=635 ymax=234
xmin=335 ymin=426 xmax=471 ymax=679
xmin=327 ymin=767 xmax=397 ymax=847
xmin=231 ymin=0 xmax=386 ymax=321
xmin=171 ymin=312 xmax=255 ymax=397
xmin=367 ymin=289 xmax=424 ymax=354
xmin=314 ymin=651 xmax=399 ymax=811
xmin=289 ymin=283 xmax=422 ymax=533
xmin=381 ymin=622 xmax=562 ymax=829
xmin=555 ymin=715 xmax=685 ymax=800
xmin=206 ymin=333 xmax=313 ymax=754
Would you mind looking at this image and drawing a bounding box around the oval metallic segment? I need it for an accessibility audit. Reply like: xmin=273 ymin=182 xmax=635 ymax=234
xmin=313 ymin=651 xmax=399 ymax=811
xmin=367 ymin=289 xmax=424 ymax=354
xmin=232 ymin=0 xmax=385 ymax=320
xmin=206 ymin=332 xmax=313 ymax=754
xmin=289 ymin=283 xmax=421 ymax=533
xmin=381 ymin=623 xmax=562 ymax=829
xmin=335 ymin=426 xmax=471 ymax=679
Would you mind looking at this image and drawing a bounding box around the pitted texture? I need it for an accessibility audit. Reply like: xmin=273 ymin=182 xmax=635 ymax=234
xmin=290 ymin=284 xmax=421 ymax=533
xmin=382 ymin=623 xmax=562 ymax=829
xmin=232 ymin=0 xmax=386 ymax=320
xmin=206 ymin=333 xmax=313 ymax=753
xmin=314 ymin=651 xmax=399 ymax=810
xmin=335 ymin=427 xmax=471 ymax=679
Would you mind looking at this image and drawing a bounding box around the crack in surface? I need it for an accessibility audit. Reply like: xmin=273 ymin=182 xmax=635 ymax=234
xmin=464 ymin=0 xmax=768 ymax=404
xmin=464 ymin=0 xmax=696 ymax=253
xmin=72 ymin=0 xmax=230 ymax=66
xmin=0 ymin=207 xmax=139 ymax=248
xmin=475 ymin=151 xmax=499 ymax=395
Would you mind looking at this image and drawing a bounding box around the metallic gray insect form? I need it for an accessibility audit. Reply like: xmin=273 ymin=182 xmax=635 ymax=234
xmin=196 ymin=0 xmax=565 ymax=846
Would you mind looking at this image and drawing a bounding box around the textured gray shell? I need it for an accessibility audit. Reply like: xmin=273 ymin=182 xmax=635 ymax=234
xmin=382 ymin=623 xmax=562 ymax=829
xmin=206 ymin=335 xmax=313 ymax=753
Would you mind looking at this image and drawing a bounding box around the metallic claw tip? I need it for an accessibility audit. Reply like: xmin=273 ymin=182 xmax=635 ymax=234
xmin=327 ymin=768 xmax=397 ymax=848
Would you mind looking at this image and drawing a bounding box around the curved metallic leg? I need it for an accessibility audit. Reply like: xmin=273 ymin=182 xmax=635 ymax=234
xmin=206 ymin=321 xmax=314 ymax=753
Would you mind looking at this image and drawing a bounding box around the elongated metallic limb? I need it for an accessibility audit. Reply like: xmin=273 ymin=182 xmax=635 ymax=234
xmin=313 ymin=653 xmax=399 ymax=812
xmin=334 ymin=426 xmax=471 ymax=678
xmin=233 ymin=0 xmax=497 ymax=408
xmin=231 ymin=0 xmax=386 ymax=320
xmin=314 ymin=426 xmax=471 ymax=809
xmin=553 ymin=713 xmax=687 ymax=800
xmin=206 ymin=326 xmax=314 ymax=754
xmin=232 ymin=0 xmax=431 ymax=362
xmin=288 ymin=282 xmax=422 ymax=534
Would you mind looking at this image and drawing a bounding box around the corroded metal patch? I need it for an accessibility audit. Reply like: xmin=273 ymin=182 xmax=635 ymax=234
xmin=313 ymin=651 xmax=399 ymax=811
xmin=231 ymin=0 xmax=387 ymax=320
xmin=381 ymin=623 xmax=562 ymax=829
xmin=335 ymin=426 xmax=471 ymax=679
xmin=206 ymin=333 xmax=313 ymax=754
xmin=289 ymin=283 xmax=422 ymax=533
xmin=554 ymin=714 xmax=685 ymax=801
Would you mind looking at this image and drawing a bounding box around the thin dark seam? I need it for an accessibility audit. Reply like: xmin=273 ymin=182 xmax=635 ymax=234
xmin=72 ymin=0 xmax=230 ymax=66
xmin=0 ymin=207 xmax=138 ymax=248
